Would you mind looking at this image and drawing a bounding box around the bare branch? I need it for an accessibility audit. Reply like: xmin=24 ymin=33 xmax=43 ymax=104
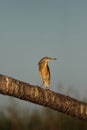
xmin=0 ymin=74 xmax=87 ymax=120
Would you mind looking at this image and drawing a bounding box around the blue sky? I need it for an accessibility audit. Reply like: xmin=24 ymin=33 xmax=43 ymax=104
xmin=0 ymin=0 xmax=87 ymax=107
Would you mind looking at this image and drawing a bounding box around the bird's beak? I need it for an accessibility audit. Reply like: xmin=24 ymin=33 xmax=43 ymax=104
xmin=51 ymin=58 xmax=57 ymax=60
xmin=53 ymin=58 xmax=57 ymax=60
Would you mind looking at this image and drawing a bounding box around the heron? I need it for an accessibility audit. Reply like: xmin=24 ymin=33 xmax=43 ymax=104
xmin=38 ymin=57 xmax=57 ymax=89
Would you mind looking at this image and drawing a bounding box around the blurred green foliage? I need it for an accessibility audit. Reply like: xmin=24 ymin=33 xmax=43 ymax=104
xmin=0 ymin=98 xmax=87 ymax=130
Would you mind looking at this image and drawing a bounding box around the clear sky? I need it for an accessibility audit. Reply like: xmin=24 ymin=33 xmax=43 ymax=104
xmin=0 ymin=0 xmax=87 ymax=107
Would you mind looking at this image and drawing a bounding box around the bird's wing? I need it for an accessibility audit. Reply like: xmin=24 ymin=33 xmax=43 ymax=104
xmin=46 ymin=65 xmax=50 ymax=84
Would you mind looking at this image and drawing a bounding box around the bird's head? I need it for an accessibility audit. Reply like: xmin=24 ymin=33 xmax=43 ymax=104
xmin=38 ymin=57 xmax=57 ymax=65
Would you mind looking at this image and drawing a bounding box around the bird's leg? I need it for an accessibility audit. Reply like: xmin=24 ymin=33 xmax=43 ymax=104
xmin=40 ymin=82 xmax=44 ymax=87
xmin=45 ymin=87 xmax=49 ymax=90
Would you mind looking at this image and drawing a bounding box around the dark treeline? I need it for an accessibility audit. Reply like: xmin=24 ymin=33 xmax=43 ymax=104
xmin=0 ymin=99 xmax=87 ymax=130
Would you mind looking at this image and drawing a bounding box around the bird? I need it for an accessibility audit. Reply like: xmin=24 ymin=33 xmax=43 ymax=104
xmin=38 ymin=57 xmax=57 ymax=89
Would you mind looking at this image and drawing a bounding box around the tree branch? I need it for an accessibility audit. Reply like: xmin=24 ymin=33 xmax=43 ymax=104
xmin=0 ymin=74 xmax=87 ymax=120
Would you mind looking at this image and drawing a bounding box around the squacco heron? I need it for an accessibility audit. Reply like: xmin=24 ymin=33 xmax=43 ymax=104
xmin=38 ymin=57 xmax=56 ymax=89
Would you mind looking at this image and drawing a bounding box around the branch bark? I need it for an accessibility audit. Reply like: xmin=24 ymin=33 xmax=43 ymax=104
xmin=0 ymin=74 xmax=87 ymax=120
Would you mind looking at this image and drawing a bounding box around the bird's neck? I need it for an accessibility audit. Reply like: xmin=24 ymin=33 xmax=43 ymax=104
xmin=40 ymin=61 xmax=48 ymax=68
xmin=44 ymin=63 xmax=48 ymax=68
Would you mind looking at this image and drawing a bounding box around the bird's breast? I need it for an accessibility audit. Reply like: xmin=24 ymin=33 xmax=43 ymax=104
xmin=39 ymin=63 xmax=48 ymax=75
